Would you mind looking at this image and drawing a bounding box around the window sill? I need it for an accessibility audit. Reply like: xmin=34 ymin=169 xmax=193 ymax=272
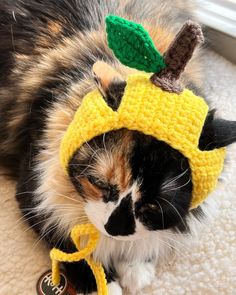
xmin=196 ymin=0 xmax=236 ymax=64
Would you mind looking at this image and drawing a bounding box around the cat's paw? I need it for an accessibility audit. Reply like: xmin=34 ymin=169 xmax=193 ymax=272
xmin=107 ymin=281 xmax=123 ymax=295
xmin=87 ymin=281 xmax=122 ymax=295
xmin=117 ymin=262 xmax=155 ymax=294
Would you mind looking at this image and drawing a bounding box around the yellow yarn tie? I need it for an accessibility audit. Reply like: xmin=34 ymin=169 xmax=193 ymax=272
xmin=50 ymin=223 xmax=108 ymax=295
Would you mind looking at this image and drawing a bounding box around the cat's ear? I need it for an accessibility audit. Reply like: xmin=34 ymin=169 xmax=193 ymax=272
xmin=199 ymin=110 xmax=236 ymax=150
xmin=92 ymin=61 xmax=126 ymax=111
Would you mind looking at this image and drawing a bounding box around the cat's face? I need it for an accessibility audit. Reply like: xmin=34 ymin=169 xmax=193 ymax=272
xmin=68 ymin=129 xmax=193 ymax=240
xmin=64 ymin=61 xmax=236 ymax=241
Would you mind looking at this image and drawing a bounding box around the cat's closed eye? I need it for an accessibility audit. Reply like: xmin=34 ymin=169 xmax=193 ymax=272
xmin=87 ymin=175 xmax=108 ymax=190
xmin=87 ymin=176 xmax=119 ymax=203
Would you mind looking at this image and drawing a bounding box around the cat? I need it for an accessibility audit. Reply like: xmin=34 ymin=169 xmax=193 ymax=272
xmin=0 ymin=0 xmax=236 ymax=294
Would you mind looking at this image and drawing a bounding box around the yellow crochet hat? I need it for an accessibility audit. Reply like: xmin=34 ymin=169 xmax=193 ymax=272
xmin=60 ymin=73 xmax=225 ymax=209
xmin=60 ymin=17 xmax=226 ymax=209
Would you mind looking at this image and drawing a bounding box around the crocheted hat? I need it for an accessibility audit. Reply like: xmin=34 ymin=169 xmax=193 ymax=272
xmin=60 ymin=16 xmax=226 ymax=209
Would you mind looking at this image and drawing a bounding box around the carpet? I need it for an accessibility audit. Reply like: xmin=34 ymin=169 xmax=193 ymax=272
xmin=0 ymin=51 xmax=236 ymax=295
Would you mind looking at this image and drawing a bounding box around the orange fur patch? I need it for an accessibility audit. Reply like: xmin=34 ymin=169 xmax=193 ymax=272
xmin=93 ymin=131 xmax=133 ymax=193
xmin=93 ymin=61 xmax=124 ymax=90
xmin=80 ymin=178 xmax=103 ymax=200
xmin=143 ymin=24 xmax=173 ymax=54
xmin=48 ymin=21 xmax=62 ymax=35
xmin=36 ymin=21 xmax=62 ymax=49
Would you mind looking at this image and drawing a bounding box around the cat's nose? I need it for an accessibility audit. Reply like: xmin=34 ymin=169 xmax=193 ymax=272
xmin=104 ymin=193 xmax=136 ymax=236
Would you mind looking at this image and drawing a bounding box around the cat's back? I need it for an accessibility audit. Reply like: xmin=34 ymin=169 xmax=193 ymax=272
xmin=0 ymin=0 xmax=198 ymax=176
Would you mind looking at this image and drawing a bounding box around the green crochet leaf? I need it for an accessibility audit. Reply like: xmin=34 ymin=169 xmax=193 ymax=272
xmin=105 ymin=15 xmax=166 ymax=73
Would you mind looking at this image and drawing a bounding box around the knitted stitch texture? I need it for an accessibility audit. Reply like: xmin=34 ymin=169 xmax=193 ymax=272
xmin=60 ymin=74 xmax=226 ymax=209
xmin=50 ymin=223 xmax=108 ymax=295
xmin=106 ymin=15 xmax=166 ymax=73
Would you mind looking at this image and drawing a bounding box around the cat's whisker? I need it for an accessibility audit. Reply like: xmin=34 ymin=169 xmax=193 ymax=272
xmin=102 ymin=133 xmax=112 ymax=165
xmin=69 ymin=163 xmax=94 ymax=169
xmin=14 ymin=209 xmax=87 ymax=241
xmin=163 ymin=231 xmax=190 ymax=237
xmin=13 ymin=215 xmax=53 ymax=241
xmin=51 ymin=190 xmax=84 ymax=205
xmin=13 ymin=207 xmax=54 ymax=229
xmin=15 ymin=191 xmax=36 ymax=196
xmin=159 ymin=197 xmax=188 ymax=231
xmin=165 ymin=234 xmax=191 ymax=252
xmin=162 ymin=168 xmax=189 ymax=189
xmin=77 ymin=165 xmax=92 ymax=177
xmin=32 ymin=223 xmax=60 ymax=251
xmin=157 ymin=238 xmax=189 ymax=260
xmin=33 ymin=215 xmax=88 ymax=251
xmin=21 ymin=174 xmax=38 ymax=186
xmin=162 ymin=177 xmax=192 ymax=193
xmin=14 ymin=211 xmax=39 ymax=228
xmin=157 ymin=238 xmax=177 ymax=253
xmin=80 ymin=134 xmax=97 ymax=154
xmin=89 ymin=147 xmax=105 ymax=164
xmin=155 ymin=200 xmax=165 ymax=229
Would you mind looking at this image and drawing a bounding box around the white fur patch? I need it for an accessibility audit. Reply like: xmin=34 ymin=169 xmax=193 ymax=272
xmin=116 ymin=262 xmax=155 ymax=294
xmin=82 ymin=282 xmax=122 ymax=295
xmin=107 ymin=281 xmax=123 ymax=295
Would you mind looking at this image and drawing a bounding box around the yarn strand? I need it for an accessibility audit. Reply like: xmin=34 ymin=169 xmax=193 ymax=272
xmin=50 ymin=223 xmax=108 ymax=295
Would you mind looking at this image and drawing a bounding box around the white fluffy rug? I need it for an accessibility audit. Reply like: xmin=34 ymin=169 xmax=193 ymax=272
xmin=1 ymin=51 xmax=236 ymax=295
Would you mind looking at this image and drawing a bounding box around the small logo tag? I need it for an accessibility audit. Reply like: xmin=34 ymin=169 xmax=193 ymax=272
xmin=37 ymin=270 xmax=77 ymax=295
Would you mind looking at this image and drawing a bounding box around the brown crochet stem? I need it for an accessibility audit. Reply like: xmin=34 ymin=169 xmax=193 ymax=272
xmin=151 ymin=21 xmax=204 ymax=93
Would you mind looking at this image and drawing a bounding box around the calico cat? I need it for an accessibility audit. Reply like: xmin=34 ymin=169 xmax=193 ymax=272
xmin=1 ymin=0 xmax=236 ymax=294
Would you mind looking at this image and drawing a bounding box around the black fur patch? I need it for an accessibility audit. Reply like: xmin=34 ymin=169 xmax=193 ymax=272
xmin=105 ymin=80 xmax=127 ymax=111
xmin=191 ymin=205 xmax=205 ymax=220
xmin=64 ymin=260 xmax=117 ymax=294
xmin=102 ymin=183 xmax=119 ymax=203
xmin=105 ymin=193 xmax=136 ymax=236
xmin=130 ymin=131 xmax=193 ymax=231
xmin=199 ymin=110 xmax=236 ymax=150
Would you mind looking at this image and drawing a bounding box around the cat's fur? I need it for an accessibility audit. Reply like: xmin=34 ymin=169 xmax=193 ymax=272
xmin=1 ymin=1 xmax=236 ymax=294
